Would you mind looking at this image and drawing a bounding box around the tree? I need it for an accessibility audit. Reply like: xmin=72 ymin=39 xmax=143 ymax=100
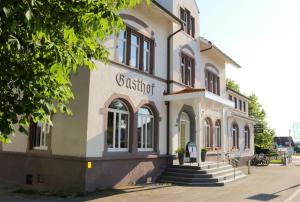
xmin=0 ymin=0 xmax=148 ymax=143
xmin=248 ymin=94 xmax=275 ymax=150
xmin=226 ymin=78 xmax=241 ymax=93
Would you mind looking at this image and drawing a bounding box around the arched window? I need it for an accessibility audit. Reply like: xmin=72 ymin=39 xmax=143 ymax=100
xmin=107 ymin=100 xmax=129 ymax=151
xmin=244 ymin=126 xmax=250 ymax=149
xmin=138 ymin=106 xmax=154 ymax=151
xmin=215 ymin=120 xmax=221 ymax=148
xmin=204 ymin=118 xmax=212 ymax=148
xmin=232 ymin=123 xmax=239 ymax=149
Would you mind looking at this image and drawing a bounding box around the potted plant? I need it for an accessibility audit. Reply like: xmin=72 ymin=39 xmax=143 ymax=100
xmin=176 ymin=147 xmax=185 ymax=165
xmin=201 ymin=148 xmax=208 ymax=162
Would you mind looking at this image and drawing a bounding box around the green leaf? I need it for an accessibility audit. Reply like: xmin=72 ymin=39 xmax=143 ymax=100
xmin=25 ymin=9 xmax=33 ymax=21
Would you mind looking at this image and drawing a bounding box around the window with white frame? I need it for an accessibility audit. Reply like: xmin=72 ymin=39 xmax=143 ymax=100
xmin=29 ymin=119 xmax=50 ymax=150
xmin=232 ymin=123 xmax=239 ymax=149
xmin=180 ymin=54 xmax=194 ymax=87
xmin=130 ymin=33 xmax=140 ymax=68
xmin=107 ymin=100 xmax=129 ymax=151
xmin=118 ymin=30 xmax=126 ymax=63
xmin=215 ymin=120 xmax=221 ymax=148
xmin=138 ymin=107 xmax=154 ymax=151
xmin=244 ymin=126 xmax=250 ymax=149
xmin=204 ymin=118 xmax=211 ymax=148
xmin=143 ymin=40 xmax=150 ymax=73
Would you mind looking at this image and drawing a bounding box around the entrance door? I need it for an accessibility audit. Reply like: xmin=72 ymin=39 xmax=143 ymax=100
xmin=179 ymin=112 xmax=190 ymax=149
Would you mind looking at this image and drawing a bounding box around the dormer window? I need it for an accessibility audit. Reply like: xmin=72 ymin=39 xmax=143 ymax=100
xmin=205 ymin=70 xmax=220 ymax=95
xmin=180 ymin=7 xmax=195 ymax=37
xmin=117 ymin=26 xmax=154 ymax=74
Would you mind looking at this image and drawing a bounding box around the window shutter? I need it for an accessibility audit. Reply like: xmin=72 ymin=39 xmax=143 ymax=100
xmin=29 ymin=121 xmax=37 ymax=149
xmin=191 ymin=59 xmax=195 ymax=87
xmin=139 ymin=35 xmax=144 ymax=71
xmin=150 ymin=40 xmax=155 ymax=75
xmin=125 ymin=27 xmax=131 ymax=66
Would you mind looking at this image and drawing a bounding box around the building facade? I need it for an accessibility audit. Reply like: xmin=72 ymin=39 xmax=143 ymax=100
xmin=0 ymin=0 xmax=255 ymax=192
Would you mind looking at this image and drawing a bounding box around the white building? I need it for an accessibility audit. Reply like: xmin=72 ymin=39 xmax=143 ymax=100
xmin=0 ymin=0 xmax=255 ymax=192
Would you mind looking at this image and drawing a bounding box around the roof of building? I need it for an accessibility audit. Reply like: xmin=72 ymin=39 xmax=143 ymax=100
xmin=164 ymin=88 xmax=205 ymax=95
xmin=226 ymin=87 xmax=251 ymax=101
xmin=200 ymin=36 xmax=241 ymax=68
xmin=152 ymin=0 xmax=182 ymax=25
xmin=274 ymin=136 xmax=295 ymax=147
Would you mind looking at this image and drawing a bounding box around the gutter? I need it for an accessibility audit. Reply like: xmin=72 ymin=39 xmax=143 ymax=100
xmin=200 ymin=40 xmax=213 ymax=52
xmin=166 ymin=20 xmax=183 ymax=156
xmin=152 ymin=1 xmax=183 ymax=156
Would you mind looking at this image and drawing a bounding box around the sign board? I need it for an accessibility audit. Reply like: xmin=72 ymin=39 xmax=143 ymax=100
xmin=293 ymin=123 xmax=300 ymax=139
xmin=254 ymin=124 xmax=263 ymax=129
xmin=254 ymin=128 xmax=263 ymax=134
xmin=186 ymin=142 xmax=197 ymax=163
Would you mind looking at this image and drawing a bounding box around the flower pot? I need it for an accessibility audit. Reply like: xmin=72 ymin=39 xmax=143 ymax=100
xmin=201 ymin=151 xmax=207 ymax=162
xmin=178 ymin=153 xmax=184 ymax=165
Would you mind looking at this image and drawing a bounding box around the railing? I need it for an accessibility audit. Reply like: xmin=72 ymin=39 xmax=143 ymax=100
xmin=226 ymin=153 xmax=239 ymax=180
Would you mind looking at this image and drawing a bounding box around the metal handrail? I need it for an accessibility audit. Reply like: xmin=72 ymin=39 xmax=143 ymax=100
xmin=227 ymin=155 xmax=239 ymax=180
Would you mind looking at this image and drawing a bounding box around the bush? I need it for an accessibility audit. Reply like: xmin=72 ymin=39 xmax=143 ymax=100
xmin=294 ymin=146 xmax=300 ymax=153
xmin=176 ymin=147 xmax=185 ymax=154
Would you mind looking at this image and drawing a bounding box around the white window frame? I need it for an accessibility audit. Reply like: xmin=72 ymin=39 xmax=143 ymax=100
xmin=245 ymin=127 xmax=250 ymax=149
xmin=130 ymin=33 xmax=140 ymax=68
xmin=180 ymin=57 xmax=185 ymax=84
xmin=138 ymin=109 xmax=154 ymax=152
xmin=215 ymin=122 xmax=221 ymax=148
xmin=204 ymin=119 xmax=210 ymax=148
xmin=33 ymin=122 xmax=50 ymax=150
xmin=232 ymin=124 xmax=239 ymax=149
xmin=118 ymin=30 xmax=127 ymax=64
xmin=107 ymin=108 xmax=130 ymax=152
xmin=187 ymin=60 xmax=192 ymax=86
xmin=143 ymin=40 xmax=150 ymax=73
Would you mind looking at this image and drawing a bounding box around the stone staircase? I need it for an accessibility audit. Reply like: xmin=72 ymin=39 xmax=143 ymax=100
xmin=157 ymin=162 xmax=246 ymax=186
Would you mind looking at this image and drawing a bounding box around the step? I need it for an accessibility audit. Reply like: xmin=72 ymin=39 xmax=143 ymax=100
xmin=199 ymin=162 xmax=228 ymax=170
xmin=215 ymin=171 xmax=244 ymax=181
xmin=156 ymin=179 xmax=225 ymax=187
xmin=170 ymin=165 xmax=201 ymax=170
xmin=162 ymin=171 xmax=213 ymax=178
xmin=158 ymin=175 xmax=219 ymax=183
xmin=220 ymin=173 xmax=247 ymax=184
xmin=205 ymin=165 xmax=233 ymax=173
xmin=165 ymin=168 xmax=207 ymax=174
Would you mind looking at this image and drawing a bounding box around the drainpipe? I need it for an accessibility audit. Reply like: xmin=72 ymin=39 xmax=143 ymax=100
xmin=200 ymin=40 xmax=213 ymax=52
xmin=166 ymin=21 xmax=183 ymax=156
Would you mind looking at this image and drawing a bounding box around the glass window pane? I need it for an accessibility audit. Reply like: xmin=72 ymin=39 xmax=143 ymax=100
xmin=115 ymin=113 xmax=120 ymax=148
xmin=109 ymin=100 xmax=127 ymax=111
xmin=118 ymin=31 xmax=126 ymax=63
xmin=107 ymin=112 xmax=114 ymax=148
xmin=130 ymin=34 xmax=139 ymax=68
xmin=143 ymin=41 xmax=150 ymax=73
xmin=120 ymin=113 xmax=128 ymax=148
xmin=138 ymin=107 xmax=152 ymax=116
xmin=146 ymin=117 xmax=153 ymax=148
xmin=138 ymin=115 xmax=142 ymax=148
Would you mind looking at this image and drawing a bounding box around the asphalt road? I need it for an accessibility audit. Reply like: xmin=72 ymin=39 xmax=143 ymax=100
xmin=1 ymin=160 xmax=300 ymax=202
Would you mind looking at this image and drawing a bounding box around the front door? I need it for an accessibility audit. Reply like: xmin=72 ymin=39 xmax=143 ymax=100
xmin=179 ymin=112 xmax=190 ymax=149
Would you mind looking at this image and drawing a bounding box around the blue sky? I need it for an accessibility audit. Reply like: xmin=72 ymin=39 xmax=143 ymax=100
xmin=196 ymin=0 xmax=300 ymax=139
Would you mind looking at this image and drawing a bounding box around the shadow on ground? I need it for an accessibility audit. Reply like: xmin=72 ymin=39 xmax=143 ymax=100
xmin=246 ymin=184 xmax=300 ymax=201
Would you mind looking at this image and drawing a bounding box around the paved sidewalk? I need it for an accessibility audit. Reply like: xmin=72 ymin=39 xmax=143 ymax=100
xmin=1 ymin=164 xmax=300 ymax=202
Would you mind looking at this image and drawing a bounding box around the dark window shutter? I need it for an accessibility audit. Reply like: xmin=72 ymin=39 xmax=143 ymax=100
xmin=150 ymin=40 xmax=155 ymax=75
xmin=29 ymin=122 xmax=37 ymax=149
xmin=125 ymin=27 xmax=131 ymax=66
xmin=139 ymin=35 xmax=144 ymax=71
xmin=217 ymin=77 xmax=220 ymax=95
xmin=191 ymin=59 xmax=195 ymax=87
